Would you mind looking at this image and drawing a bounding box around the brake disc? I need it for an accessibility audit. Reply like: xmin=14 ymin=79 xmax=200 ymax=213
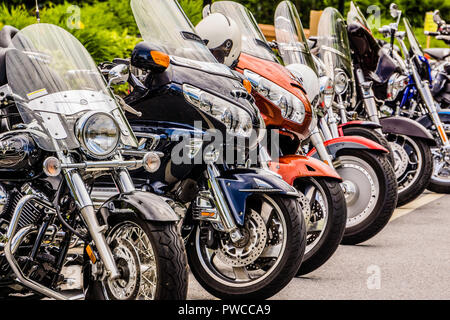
xmin=297 ymin=191 xmax=312 ymax=226
xmin=390 ymin=142 xmax=409 ymax=178
xmin=216 ymin=210 xmax=267 ymax=267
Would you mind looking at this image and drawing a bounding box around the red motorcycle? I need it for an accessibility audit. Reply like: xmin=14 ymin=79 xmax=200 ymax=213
xmin=198 ymin=1 xmax=397 ymax=246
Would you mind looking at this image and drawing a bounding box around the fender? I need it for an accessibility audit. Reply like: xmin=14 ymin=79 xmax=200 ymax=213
xmin=218 ymin=168 xmax=299 ymax=225
xmin=416 ymin=111 xmax=450 ymax=131
xmin=338 ymin=120 xmax=382 ymax=130
xmin=101 ymin=191 xmax=179 ymax=222
xmin=380 ymin=116 xmax=436 ymax=146
xmin=268 ymin=155 xmax=342 ymax=185
xmin=307 ymin=136 xmax=388 ymax=160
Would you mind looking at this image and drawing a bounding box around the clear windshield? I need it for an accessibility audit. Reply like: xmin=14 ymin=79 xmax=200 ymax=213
xmin=6 ymin=23 xmax=137 ymax=152
xmin=131 ymin=0 xmax=217 ymax=63
xmin=211 ymin=1 xmax=278 ymax=62
xmin=274 ymin=1 xmax=317 ymax=73
xmin=317 ymin=7 xmax=354 ymax=82
xmin=347 ymin=1 xmax=371 ymax=31
xmin=404 ymin=18 xmax=424 ymax=57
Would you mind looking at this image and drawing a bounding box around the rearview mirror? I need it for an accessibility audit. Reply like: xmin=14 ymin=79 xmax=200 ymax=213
xmin=108 ymin=64 xmax=129 ymax=87
xmin=131 ymin=42 xmax=170 ymax=73
xmin=389 ymin=3 xmax=400 ymax=19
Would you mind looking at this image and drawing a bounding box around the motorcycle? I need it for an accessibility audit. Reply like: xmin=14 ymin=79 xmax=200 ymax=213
xmin=204 ymin=0 xmax=396 ymax=247
xmin=199 ymin=0 xmax=347 ymax=275
xmin=349 ymin=2 xmax=449 ymax=194
xmin=344 ymin=2 xmax=438 ymax=203
xmin=273 ymin=1 xmax=398 ymax=244
xmin=0 ymin=23 xmax=188 ymax=300
xmin=98 ymin=0 xmax=307 ymax=300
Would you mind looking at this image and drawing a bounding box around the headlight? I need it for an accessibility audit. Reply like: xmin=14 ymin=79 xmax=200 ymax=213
xmin=334 ymin=70 xmax=348 ymax=95
xmin=243 ymin=69 xmax=306 ymax=125
xmin=182 ymin=84 xmax=253 ymax=137
xmin=387 ymin=73 xmax=409 ymax=101
xmin=76 ymin=112 xmax=120 ymax=159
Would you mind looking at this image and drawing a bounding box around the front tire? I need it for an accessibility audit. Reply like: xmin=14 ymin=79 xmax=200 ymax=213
xmin=386 ymin=135 xmax=433 ymax=206
xmin=186 ymin=194 xmax=306 ymax=300
xmin=85 ymin=215 xmax=188 ymax=300
xmin=343 ymin=126 xmax=395 ymax=166
xmin=335 ymin=150 xmax=398 ymax=245
xmin=294 ymin=177 xmax=347 ymax=275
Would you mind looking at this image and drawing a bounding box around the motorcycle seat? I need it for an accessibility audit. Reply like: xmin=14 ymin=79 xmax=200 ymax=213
xmin=424 ymin=48 xmax=450 ymax=60
xmin=0 ymin=25 xmax=19 ymax=86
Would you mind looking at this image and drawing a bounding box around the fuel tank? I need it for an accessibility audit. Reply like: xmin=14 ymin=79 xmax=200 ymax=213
xmin=0 ymin=133 xmax=42 ymax=180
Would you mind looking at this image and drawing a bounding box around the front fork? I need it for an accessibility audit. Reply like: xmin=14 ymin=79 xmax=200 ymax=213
xmin=205 ymin=164 xmax=244 ymax=243
xmin=310 ymin=127 xmax=335 ymax=169
xmin=411 ymin=65 xmax=450 ymax=149
xmin=61 ymin=154 xmax=135 ymax=280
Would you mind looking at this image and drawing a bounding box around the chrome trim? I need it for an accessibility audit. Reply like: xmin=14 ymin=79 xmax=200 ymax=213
xmin=206 ymin=164 xmax=243 ymax=243
xmin=4 ymin=196 xmax=68 ymax=300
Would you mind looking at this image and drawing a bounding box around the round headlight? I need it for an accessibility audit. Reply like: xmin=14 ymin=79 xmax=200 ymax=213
xmin=77 ymin=112 xmax=120 ymax=158
xmin=334 ymin=71 xmax=349 ymax=95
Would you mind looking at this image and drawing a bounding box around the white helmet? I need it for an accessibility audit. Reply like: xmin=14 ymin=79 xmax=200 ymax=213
xmin=196 ymin=13 xmax=242 ymax=67
xmin=286 ymin=64 xmax=320 ymax=104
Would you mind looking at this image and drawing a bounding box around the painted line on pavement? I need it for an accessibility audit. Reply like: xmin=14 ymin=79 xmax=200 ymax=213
xmin=390 ymin=193 xmax=446 ymax=221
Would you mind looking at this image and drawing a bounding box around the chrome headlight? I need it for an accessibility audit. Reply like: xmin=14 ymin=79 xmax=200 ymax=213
xmin=243 ymin=69 xmax=306 ymax=125
xmin=76 ymin=112 xmax=120 ymax=159
xmin=334 ymin=70 xmax=349 ymax=95
xmin=182 ymin=84 xmax=253 ymax=137
xmin=387 ymin=73 xmax=409 ymax=101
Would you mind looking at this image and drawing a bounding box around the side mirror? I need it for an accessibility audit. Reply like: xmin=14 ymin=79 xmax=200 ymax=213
xmin=433 ymin=10 xmax=444 ymax=26
xmin=131 ymin=42 xmax=170 ymax=73
xmin=202 ymin=4 xmax=211 ymax=18
xmin=107 ymin=64 xmax=129 ymax=87
xmin=389 ymin=3 xmax=399 ymax=19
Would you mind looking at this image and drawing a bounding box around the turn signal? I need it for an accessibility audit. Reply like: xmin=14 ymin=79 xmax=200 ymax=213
xmin=43 ymin=157 xmax=62 ymax=177
xmin=243 ymin=79 xmax=252 ymax=94
xmin=143 ymin=152 xmax=161 ymax=173
xmin=150 ymin=51 xmax=170 ymax=69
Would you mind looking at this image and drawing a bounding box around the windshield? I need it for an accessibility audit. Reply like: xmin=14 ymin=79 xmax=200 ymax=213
xmin=317 ymin=7 xmax=354 ymax=82
xmin=131 ymin=0 xmax=217 ymax=64
xmin=274 ymin=1 xmax=317 ymax=73
xmin=404 ymin=18 xmax=424 ymax=57
xmin=210 ymin=1 xmax=278 ymax=62
xmin=347 ymin=1 xmax=371 ymax=31
xmin=6 ymin=23 xmax=137 ymax=152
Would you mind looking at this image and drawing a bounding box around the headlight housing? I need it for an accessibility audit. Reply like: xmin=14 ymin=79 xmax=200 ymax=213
xmin=76 ymin=112 xmax=120 ymax=159
xmin=334 ymin=69 xmax=349 ymax=95
xmin=182 ymin=84 xmax=253 ymax=137
xmin=387 ymin=73 xmax=409 ymax=101
xmin=243 ymin=69 xmax=306 ymax=125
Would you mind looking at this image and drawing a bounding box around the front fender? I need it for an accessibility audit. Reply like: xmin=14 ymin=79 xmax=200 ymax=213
xmin=380 ymin=116 xmax=436 ymax=146
xmin=100 ymin=191 xmax=179 ymax=222
xmin=339 ymin=120 xmax=382 ymax=131
xmin=307 ymin=136 xmax=388 ymax=160
xmin=218 ymin=168 xmax=299 ymax=225
xmin=268 ymin=155 xmax=342 ymax=185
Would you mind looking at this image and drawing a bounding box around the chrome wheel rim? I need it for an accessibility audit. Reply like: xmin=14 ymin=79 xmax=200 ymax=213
xmin=106 ymin=222 xmax=157 ymax=300
xmin=296 ymin=181 xmax=329 ymax=255
xmin=337 ymin=155 xmax=380 ymax=228
xmin=195 ymin=195 xmax=287 ymax=287
xmin=388 ymin=135 xmax=422 ymax=194
xmin=431 ymin=148 xmax=450 ymax=184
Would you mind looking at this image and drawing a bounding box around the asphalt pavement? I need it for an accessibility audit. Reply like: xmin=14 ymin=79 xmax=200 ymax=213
xmin=187 ymin=192 xmax=450 ymax=300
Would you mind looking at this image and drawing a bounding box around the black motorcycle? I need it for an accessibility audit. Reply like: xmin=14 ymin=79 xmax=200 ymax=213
xmin=97 ymin=0 xmax=306 ymax=300
xmin=0 ymin=23 xmax=188 ymax=300
xmin=345 ymin=1 xmax=437 ymax=205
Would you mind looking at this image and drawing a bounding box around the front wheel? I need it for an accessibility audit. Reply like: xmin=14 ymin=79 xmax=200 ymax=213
xmin=85 ymin=215 xmax=188 ymax=300
xmin=294 ymin=177 xmax=347 ymax=275
xmin=335 ymin=150 xmax=398 ymax=245
xmin=386 ymin=135 xmax=433 ymax=206
xmin=186 ymin=194 xmax=306 ymax=300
